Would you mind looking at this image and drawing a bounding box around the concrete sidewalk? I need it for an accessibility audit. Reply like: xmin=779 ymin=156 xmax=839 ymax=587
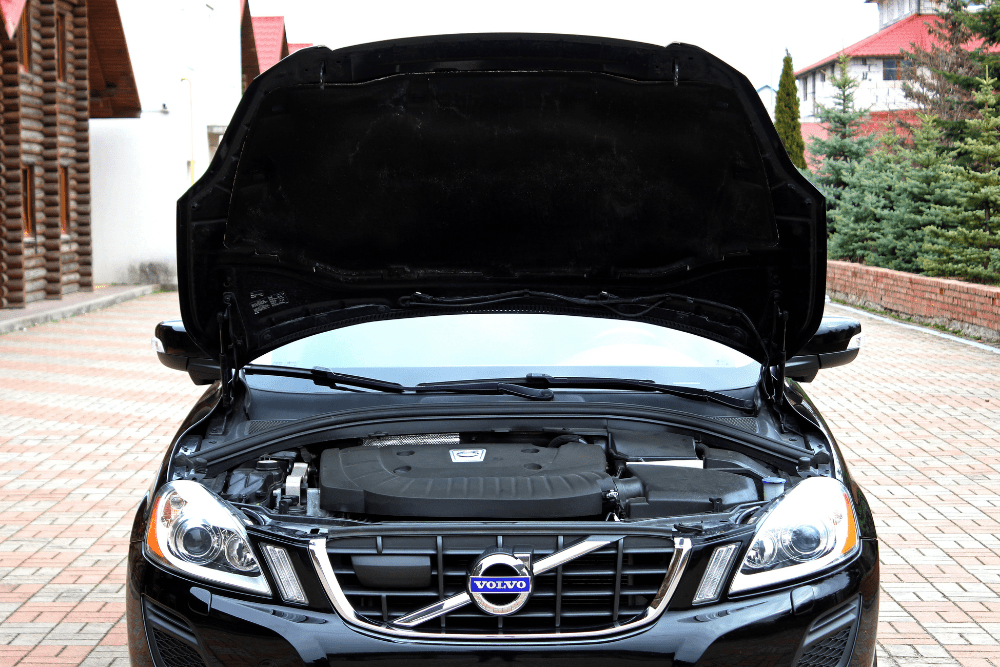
xmin=0 ymin=295 xmax=998 ymax=666
xmin=0 ymin=285 xmax=157 ymax=335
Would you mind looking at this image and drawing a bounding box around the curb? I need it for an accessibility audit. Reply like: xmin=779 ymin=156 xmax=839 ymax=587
xmin=0 ymin=284 xmax=158 ymax=334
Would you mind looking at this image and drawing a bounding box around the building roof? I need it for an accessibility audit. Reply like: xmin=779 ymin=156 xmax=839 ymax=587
xmin=251 ymin=16 xmax=289 ymax=73
xmin=241 ymin=0 xmax=260 ymax=92
xmin=797 ymin=13 xmax=1000 ymax=76
xmin=88 ymin=0 xmax=141 ymax=118
xmin=796 ymin=14 xmax=939 ymax=75
xmin=288 ymin=42 xmax=312 ymax=53
xmin=0 ymin=0 xmax=25 ymax=39
xmin=0 ymin=0 xmax=140 ymax=118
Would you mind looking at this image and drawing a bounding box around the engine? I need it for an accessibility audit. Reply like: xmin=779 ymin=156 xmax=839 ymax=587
xmin=212 ymin=428 xmax=781 ymax=521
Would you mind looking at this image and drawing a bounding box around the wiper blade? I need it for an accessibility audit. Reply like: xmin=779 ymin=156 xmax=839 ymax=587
xmin=522 ymin=374 xmax=754 ymax=411
xmin=243 ymin=365 xmax=554 ymax=401
xmin=419 ymin=373 xmax=754 ymax=412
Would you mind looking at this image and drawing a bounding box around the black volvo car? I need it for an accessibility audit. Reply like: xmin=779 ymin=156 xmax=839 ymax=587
xmin=129 ymin=34 xmax=878 ymax=667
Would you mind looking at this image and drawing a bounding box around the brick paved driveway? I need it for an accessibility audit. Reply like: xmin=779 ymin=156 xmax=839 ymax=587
xmin=0 ymin=292 xmax=998 ymax=666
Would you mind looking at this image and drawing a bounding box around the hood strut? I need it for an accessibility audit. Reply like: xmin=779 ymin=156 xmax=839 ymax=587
xmin=762 ymin=292 xmax=788 ymax=412
xmin=219 ymin=296 xmax=237 ymax=410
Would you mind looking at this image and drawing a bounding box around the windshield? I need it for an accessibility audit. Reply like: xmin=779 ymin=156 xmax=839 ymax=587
xmin=251 ymin=314 xmax=760 ymax=391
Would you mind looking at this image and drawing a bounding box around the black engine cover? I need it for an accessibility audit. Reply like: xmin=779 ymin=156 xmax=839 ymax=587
xmin=319 ymin=442 xmax=610 ymax=518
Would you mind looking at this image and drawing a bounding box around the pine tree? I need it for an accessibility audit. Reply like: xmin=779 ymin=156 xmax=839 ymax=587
xmin=922 ymin=74 xmax=1000 ymax=282
xmin=875 ymin=116 xmax=968 ymax=271
xmin=957 ymin=0 xmax=1000 ymax=75
xmin=807 ymin=53 xmax=877 ymax=218
xmin=775 ymin=50 xmax=807 ymax=170
xmin=901 ymin=0 xmax=981 ymax=142
xmin=828 ymin=137 xmax=901 ymax=264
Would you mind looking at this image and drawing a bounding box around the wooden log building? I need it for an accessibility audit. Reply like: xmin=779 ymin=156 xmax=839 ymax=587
xmin=0 ymin=0 xmax=137 ymax=308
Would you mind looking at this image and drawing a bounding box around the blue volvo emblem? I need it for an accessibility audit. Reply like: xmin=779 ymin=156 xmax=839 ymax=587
xmin=469 ymin=576 xmax=531 ymax=592
xmin=467 ymin=550 xmax=533 ymax=616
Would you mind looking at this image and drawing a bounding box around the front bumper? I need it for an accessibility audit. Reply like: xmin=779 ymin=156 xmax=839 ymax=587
xmin=127 ymin=534 xmax=878 ymax=667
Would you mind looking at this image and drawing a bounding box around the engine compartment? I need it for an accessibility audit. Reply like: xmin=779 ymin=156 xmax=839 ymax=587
xmin=187 ymin=424 xmax=816 ymax=522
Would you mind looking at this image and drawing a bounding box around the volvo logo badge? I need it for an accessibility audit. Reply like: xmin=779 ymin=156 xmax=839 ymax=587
xmin=467 ymin=549 xmax=532 ymax=616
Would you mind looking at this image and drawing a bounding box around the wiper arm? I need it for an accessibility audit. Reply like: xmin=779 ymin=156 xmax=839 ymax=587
xmin=422 ymin=373 xmax=753 ymax=412
xmin=522 ymin=374 xmax=754 ymax=411
xmin=413 ymin=380 xmax=553 ymax=400
xmin=243 ymin=365 xmax=554 ymax=401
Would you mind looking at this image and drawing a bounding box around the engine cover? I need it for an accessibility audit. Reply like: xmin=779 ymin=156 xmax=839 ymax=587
xmin=319 ymin=442 xmax=610 ymax=518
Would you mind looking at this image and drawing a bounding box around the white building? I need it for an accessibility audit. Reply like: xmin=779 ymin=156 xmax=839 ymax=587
xmin=89 ymin=0 xmax=243 ymax=286
xmin=795 ymin=0 xmax=946 ymax=124
xmin=757 ymin=84 xmax=777 ymax=120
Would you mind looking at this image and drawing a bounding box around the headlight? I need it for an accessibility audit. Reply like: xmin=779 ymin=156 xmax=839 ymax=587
xmin=729 ymin=477 xmax=860 ymax=594
xmin=144 ymin=480 xmax=271 ymax=595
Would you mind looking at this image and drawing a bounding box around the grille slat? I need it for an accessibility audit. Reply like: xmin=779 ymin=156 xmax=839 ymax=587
xmin=331 ymin=532 xmax=673 ymax=636
xmin=796 ymin=627 xmax=851 ymax=666
xmin=151 ymin=629 xmax=207 ymax=667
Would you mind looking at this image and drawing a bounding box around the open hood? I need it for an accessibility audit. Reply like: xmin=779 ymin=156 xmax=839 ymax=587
xmin=178 ymin=34 xmax=825 ymax=371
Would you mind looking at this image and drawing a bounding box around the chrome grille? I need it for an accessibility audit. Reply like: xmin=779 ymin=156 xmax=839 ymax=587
xmin=323 ymin=532 xmax=676 ymax=635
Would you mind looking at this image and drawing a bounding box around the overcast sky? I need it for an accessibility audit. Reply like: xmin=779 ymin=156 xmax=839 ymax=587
xmin=250 ymin=0 xmax=880 ymax=91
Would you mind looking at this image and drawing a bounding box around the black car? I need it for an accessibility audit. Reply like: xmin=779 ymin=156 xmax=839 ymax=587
xmin=129 ymin=34 xmax=878 ymax=667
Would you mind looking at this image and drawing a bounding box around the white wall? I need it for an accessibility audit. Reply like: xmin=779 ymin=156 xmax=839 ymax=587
xmin=796 ymin=58 xmax=916 ymax=123
xmin=90 ymin=0 xmax=243 ymax=286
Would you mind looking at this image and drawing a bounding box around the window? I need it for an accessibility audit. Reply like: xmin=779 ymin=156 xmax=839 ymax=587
xmin=820 ymin=71 xmax=826 ymax=84
xmin=18 ymin=7 xmax=30 ymax=70
xmin=21 ymin=165 xmax=35 ymax=238
xmin=58 ymin=166 xmax=68 ymax=234
xmin=803 ymin=77 xmax=808 ymax=100
xmin=883 ymin=59 xmax=898 ymax=80
xmin=56 ymin=13 xmax=66 ymax=81
xmin=883 ymin=59 xmax=913 ymax=81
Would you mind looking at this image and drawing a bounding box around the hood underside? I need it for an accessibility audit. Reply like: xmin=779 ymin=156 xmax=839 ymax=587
xmin=178 ymin=34 xmax=825 ymax=368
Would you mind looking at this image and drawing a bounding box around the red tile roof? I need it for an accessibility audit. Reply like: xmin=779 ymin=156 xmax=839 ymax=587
xmin=252 ymin=16 xmax=288 ymax=73
xmin=0 ymin=0 xmax=27 ymax=39
xmin=794 ymin=13 xmax=1000 ymax=76
xmin=289 ymin=43 xmax=312 ymax=54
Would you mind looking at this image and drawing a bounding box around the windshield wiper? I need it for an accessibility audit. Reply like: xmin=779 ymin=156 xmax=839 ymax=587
xmin=420 ymin=373 xmax=755 ymax=412
xmin=244 ymin=365 xmax=554 ymax=400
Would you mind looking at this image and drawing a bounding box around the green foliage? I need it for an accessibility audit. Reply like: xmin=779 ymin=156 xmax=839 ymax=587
xmin=807 ymin=54 xmax=877 ymax=222
xmin=829 ymin=117 xmax=970 ymax=273
xmin=902 ymin=0 xmax=982 ymax=142
xmin=775 ymin=51 xmax=807 ymax=170
xmin=828 ymin=4 xmax=1000 ymax=284
xmin=878 ymin=118 xmax=969 ymax=271
xmin=828 ymin=140 xmax=902 ymax=265
xmin=957 ymin=0 xmax=1000 ymax=75
xmin=921 ymin=75 xmax=1000 ymax=282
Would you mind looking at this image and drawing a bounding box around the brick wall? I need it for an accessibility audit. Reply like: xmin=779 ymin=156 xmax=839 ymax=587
xmin=827 ymin=260 xmax=1000 ymax=342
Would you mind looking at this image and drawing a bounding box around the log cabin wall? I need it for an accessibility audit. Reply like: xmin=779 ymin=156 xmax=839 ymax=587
xmin=0 ymin=0 xmax=89 ymax=307
xmin=72 ymin=1 xmax=89 ymax=291
xmin=41 ymin=0 xmax=83 ymax=298
xmin=2 ymin=2 xmax=45 ymax=306
xmin=2 ymin=12 xmax=22 ymax=306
